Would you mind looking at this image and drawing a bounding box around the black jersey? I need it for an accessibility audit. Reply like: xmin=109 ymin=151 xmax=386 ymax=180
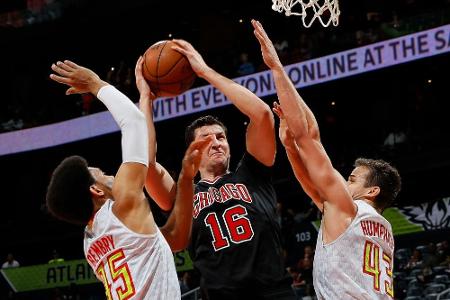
xmin=189 ymin=152 xmax=292 ymax=294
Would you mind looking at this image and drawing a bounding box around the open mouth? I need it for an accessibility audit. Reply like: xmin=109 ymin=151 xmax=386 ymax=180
xmin=210 ymin=152 xmax=224 ymax=157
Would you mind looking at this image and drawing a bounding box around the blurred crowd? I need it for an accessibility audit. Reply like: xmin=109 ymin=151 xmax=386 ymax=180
xmin=1 ymin=0 xmax=449 ymax=134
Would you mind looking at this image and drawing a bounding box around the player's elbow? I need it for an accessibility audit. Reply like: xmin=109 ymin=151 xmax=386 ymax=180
xmin=255 ymin=104 xmax=274 ymax=124
xmin=158 ymin=199 xmax=174 ymax=212
xmin=243 ymin=98 xmax=272 ymax=123
xmin=161 ymin=227 xmax=190 ymax=252
xmin=169 ymin=237 xmax=189 ymax=252
xmin=310 ymin=128 xmax=320 ymax=141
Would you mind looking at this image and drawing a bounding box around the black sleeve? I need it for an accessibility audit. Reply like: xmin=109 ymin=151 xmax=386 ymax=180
xmin=236 ymin=151 xmax=273 ymax=181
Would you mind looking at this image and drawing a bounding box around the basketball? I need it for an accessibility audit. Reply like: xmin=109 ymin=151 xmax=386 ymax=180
xmin=142 ymin=40 xmax=196 ymax=97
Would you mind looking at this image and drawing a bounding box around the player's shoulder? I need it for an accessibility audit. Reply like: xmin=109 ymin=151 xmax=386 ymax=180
xmin=355 ymin=200 xmax=378 ymax=215
xmin=236 ymin=151 xmax=272 ymax=177
xmin=355 ymin=200 xmax=392 ymax=227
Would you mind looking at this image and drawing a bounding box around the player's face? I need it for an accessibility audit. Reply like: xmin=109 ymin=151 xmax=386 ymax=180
xmin=194 ymin=124 xmax=230 ymax=171
xmin=88 ymin=167 xmax=114 ymax=191
xmin=347 ymin=166 xmax=372 ymax=200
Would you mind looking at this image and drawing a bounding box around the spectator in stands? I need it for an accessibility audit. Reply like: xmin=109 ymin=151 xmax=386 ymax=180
xmin=405 ymin=248 xmax=423 ymax=270
xmin=438 ymin=240 xmax=450 ymax=264
xmin=273 ymin=37 xmax=289 ymax=63
xmin=274 ymin=38 xmax=289 ymax=53
xmin=179 ymin=272 xmax=190 ymax=294
xmin=1 ymin=253 xmax=20 ymax=269
xmin=179 ymin=271 xmax=196 ymax=299
xmin=295 ymin=201 xmax=316 ymax=224
xmin=5 ymin=290 xmax=14 ymax=300
xmin=287 ymin=266 xmax=306 ymax=298
xmin=48 ymin=249 xmax=64 ymax=264
xmin=115 ymin=60 xmax=133 ymax=96
xmin=1 ymin=104 xmax=24 ymax=132
xmin=424 ymin=242 xmax=440 ymax=267
xmin=287 ymin=207 xmax=304 ymax=224
xmin=383 ymin=128 xmax=407 ymax=150
xmin=276 ymin=201 xmax=283 ymax=227
xmin=303 ymin=245 xmax=314 ymax=258
xmin=416 ymin=266 xmax=433 ymax=285
xmin=287 ymin=266 xmax=302 ymax=286
xmin=237 ymin=52 xmax=255 ymax=76
xmin=289 ymin=33 xmax=313 ymax=64
xmin=297 ymin=33 xmax=314 ymax=61
xmin=355 ymin=30 xmax=370 ymax=46
xmin=444 ymin=253 xmax=450 ymax=274
xmin=288 ymin=245 xmax=315 ymax=298
xmin=296 ymin=247 xmax=314 ymax=286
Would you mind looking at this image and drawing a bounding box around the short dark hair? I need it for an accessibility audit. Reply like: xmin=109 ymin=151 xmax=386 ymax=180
xmin=46 ymin=155 xmax=95 ymax=225
xmin=355 ymin=158 xmax=402 ymax=211
xmin=185 ymin=115 xmax=227 ymax=146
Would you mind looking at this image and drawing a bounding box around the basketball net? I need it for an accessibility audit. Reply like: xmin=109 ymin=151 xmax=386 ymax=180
xmin=272 ymin=0 xmax=340 ymax=28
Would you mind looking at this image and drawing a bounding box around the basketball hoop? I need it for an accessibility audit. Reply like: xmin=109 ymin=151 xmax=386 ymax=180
xmin=272 ymin=0 xmax=340 ymax=28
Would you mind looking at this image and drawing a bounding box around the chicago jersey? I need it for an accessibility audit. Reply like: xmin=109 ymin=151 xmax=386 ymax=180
xmin=313 ymin=200 xmax=395 ymax=299
xmin=84 ymin=199 xmax=180 ymax=300
xmin=189 ymin=152 xmax=291 ymax=293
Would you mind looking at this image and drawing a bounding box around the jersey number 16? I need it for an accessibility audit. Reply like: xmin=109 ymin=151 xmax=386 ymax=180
xmin=204 ymin=204 xmax=255 ymax=251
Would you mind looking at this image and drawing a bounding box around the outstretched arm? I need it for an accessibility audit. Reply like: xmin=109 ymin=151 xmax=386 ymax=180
xmin=273 ymin=102 xmax=322 ymax=209
xmin=135 ymin=56 xmax=177 ymax=211
xmin=171 ymin=39 xmax=276 ymax=167
xmin=50 ymin=60 xmax=152 ymax=232
xmin=252 ymin=20 xmax=356 ymax=217
xmin=160 ymin=136 xmax=213 ymax=251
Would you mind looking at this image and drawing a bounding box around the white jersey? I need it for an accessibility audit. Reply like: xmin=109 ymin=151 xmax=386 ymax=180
xmin=313 ymin=200 xmax=395 ymax=300
xmin=84 ymin=199 xmax=180 ymax=300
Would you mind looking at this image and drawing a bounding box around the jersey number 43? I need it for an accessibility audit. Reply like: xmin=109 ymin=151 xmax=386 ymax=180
xmin=363 ymin=240 xmax=394 ymax=298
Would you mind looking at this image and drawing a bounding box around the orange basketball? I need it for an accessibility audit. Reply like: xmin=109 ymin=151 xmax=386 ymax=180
xmin=142 ymin=40 xmax=196 ymax=97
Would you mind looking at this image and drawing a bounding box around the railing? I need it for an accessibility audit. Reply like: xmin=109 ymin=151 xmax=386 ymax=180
xmin=181 ymin=287 xmax=201 ymax=300
xmin=437 ymin=287 xmax=450 ymax=300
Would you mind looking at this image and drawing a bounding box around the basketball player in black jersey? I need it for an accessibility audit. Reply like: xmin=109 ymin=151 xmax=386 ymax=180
xmin=146 ymin=40 xmax=296 ymax=299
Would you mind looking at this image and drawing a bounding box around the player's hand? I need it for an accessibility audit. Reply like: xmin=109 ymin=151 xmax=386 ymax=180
xmin=273 ymin=102 xmax=297 ymax=151
xmin=180 ymin=135 xmax=214 ymax=180
xmin=171 ymin=39 xmax=211 ymax=78
xmin=135 ymin=56 xmax=156 ymax=103
xmin=50 ymin=60 xmax=107 ymax=95
xmin=252 ymin=20 xmax=283 ymax=70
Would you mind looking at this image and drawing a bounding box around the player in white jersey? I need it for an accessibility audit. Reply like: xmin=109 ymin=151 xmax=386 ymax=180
xmin=46 ymin=58 xmax=213 ymax=299
xmin=252 ymin=20 xmax=402 ymax=299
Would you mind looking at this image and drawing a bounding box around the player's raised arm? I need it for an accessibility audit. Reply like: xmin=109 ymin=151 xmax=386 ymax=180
xmin=135 ymin=56 xmax=177 ymax=211
xmin=252 ymin=20 xmax=356 ymax=217
xmin=160 ymin=135 xmax=213 ymax=251
xmin=273 ymin=102 xmax=322 ymax=207
xmin=171 ymin=39 xmax=276 ymax=167
xmin=50 ymin=60 xmax=153 ymax=232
